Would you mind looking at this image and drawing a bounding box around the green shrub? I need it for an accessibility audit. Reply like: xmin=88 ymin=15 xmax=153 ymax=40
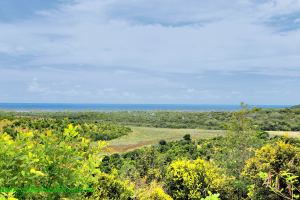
xmin=183 ymin=134 xmax=191 ymax=141
xmin=0 ymin=124 xmax=106 ymax=199
xmin=166 ymin=158 xmax=233 ymax=199
xmin=137 ymin=181 xmax=173 ymax=200
xmin=87 ymin=172 xmax=134 ymax=200
xmin=243 ymin=140 xmax=300 ymax=199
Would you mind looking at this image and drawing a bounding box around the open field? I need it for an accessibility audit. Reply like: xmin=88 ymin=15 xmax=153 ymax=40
xmin=2 ymin=117 xmax=299 ymax=154
xmin=108 ymin=126 xmax=224 ymax=153
xmin=107 ymin=126 xmax=300 ymax=153
xmin=268 ymin=131 xmax=300 ymax=138
xmin=109 ymin=126 xmax=220 ymax=153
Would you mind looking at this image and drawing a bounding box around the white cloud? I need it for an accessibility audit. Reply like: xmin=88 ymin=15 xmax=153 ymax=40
xmin=1 ymin=0 xmax=300 ymax=104
xmin=28 ymin=78 xmax=48 ymax=93
xmin=0 ymin=0 xmax=299 ymax=75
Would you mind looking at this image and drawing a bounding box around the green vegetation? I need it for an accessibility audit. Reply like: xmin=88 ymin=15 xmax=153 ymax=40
xmin=1 ymin=106 xmax=300 ymax=131
xmin=0 ymin=105 xmax=300 ymax=199
xmin=108 ymin=126 xmax=224 ymax=153
xmin=165 ymin=158 xmax=233 ymax=199
xmin=99 ymin=106 xmax=300 ymax=199
xmin=1 ymin=118 xmax=131 ymax=141
xmin=108 ymin=127 xmax=298 ymax=153
xmin=0 ymin=124 xmax=107 ymax=199
xmin=243 ymin=140 xmax=300 ymax=199
xmin=292 ymin=105 xmax=300 ymax=109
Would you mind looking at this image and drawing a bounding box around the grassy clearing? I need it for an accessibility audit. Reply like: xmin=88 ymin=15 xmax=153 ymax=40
xmin=107 ymin=126 xmax=300 ymax=153
xmin=107 ymin=126 xmax=224 ymax=153
xmin=268 ymin=131 xmax=300 ymax=138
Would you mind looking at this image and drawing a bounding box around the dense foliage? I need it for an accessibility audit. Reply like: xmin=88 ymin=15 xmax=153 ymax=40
xmin=1 ymin=106 xmax=300 ymax=131
xmin=165 ymin=158 xmax=233 ymax=199
xmin=88 ymin=171 xmax=135 ymax=200
xmin=2 ymin=118 xmax=131 ymax=141
xmin=0 ymin=124 xmax=107 ymax=199
xmin=243 ymin=139 xmax=300 ymax=199
xmin=99 ymin=106 xmax=300 ymax=199
xmin=0 ymin=106 xmax=300 ymax=199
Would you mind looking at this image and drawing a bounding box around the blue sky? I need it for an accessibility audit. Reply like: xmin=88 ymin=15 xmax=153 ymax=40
xmin=0 ymin=0 xmax=300 ymax=104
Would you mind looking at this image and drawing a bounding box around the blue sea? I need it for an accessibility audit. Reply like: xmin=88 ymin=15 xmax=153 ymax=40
xmin=0 ymin=103 xmax=290 ymax=112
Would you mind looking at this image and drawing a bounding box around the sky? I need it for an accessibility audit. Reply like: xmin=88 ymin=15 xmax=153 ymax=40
xmin=0 ymin=0 xmax=300 ymax=105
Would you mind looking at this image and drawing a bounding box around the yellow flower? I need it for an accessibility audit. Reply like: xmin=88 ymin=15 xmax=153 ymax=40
xmin=97 ymin=141 xmax=107 ymax=149
xmin=0 ymin=133 xmax=14 ymax=145
xmin=26 ymin=143 xmax=34 ymax=149
xmin=81 ymin=137 xmax=90 ymax=146
xmin=30 ymin=168 xmax=46 ymax=177
xmin=46 ymin=130 xmax=52 ymax=136
xmin=4 ymin=192 xmax=18 ymax=200
xmin=64 ymin=124 xmax=79 ymax=138
xmin=283 ymin=132 xmax=289 ymax=138
xmin=23 ymin=132 xmax=34 ymax=138
xmin=66 ymin=145 xmax=72 ymax=150
xmin=28 ymin=152 xmax=33 ymax=158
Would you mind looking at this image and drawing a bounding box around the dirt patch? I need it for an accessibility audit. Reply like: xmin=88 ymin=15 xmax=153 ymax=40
xmin=107 ymin=141 xmax=154 ymax=153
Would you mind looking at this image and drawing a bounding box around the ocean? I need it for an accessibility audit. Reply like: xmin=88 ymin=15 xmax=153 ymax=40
xmin=0 ymin=103 xmax=290 ymax=112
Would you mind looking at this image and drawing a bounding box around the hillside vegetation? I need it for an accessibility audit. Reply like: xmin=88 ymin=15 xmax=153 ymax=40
xmin=0 ymin=106 xmax=300 ymax=199
xmin=1 ymin=106 xmax=300 ymax=131
xmin=108 ymin=127 xmax=224 ymax=153
xmin=292 ymin=105 xmax=300 ymax=109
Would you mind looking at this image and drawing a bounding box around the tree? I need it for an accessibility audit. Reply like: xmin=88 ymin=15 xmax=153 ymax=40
xmin=183 ymin=134 xmax=191 ymax=141
xmin=221 ymin=104 xmax=264 ymax=174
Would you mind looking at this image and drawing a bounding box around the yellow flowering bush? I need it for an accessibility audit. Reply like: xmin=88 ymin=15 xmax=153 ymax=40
xmin=166 ymin=158 xmax=233 ymax=199
xmin=243 ymin=140 xmax=300 ymax=199
xmin=0 ymin=192 xmax=18 ymax=200
xmin=0 ymin=124 xmax=106 ymax=199
xmin=137 ymin=181 xmax=173 ymax=200
xmin=87 ymin=171 xmax=134 ymax=200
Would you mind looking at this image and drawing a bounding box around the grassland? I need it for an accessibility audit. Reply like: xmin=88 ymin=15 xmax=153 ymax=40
xmin=107 ymin=126 xmax=300 ymax=153
xmin=268 ymin=131 xmax=300 ymax=138
xmin=108 ymin=126 xmax=224 ymax=153
xmin=2 ymin=117 xmax=299 ymax=154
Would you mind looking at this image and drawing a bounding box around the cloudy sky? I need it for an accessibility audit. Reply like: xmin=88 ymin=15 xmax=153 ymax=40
xmin=0 ymin=0 xmax=299 ymax=104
